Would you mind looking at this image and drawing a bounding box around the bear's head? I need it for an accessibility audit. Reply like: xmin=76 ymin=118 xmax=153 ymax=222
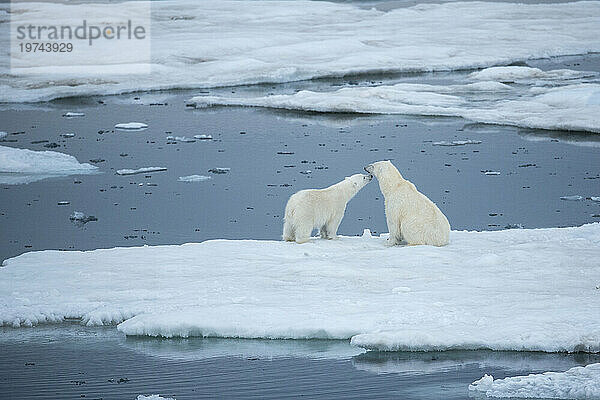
xmin=345 ymin=173 xmax=372 ymax=191
xmin=364 ymin=160 xmax=399 ymax=177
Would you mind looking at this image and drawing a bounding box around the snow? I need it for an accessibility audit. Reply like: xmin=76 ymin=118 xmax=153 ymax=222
xmin=469 ymin=363 xmax=600 ymax=399
xmin=188 ymin=78 xmax=600 ymax=133
xmin=468 ymin=66 xmax=592 ymax=83
xmin=0 ymin=145 xmax=98 ymax=184
xmin=1 ymin=224 xmax=599 ymax=353
xmin=484 ymin=171 xmax=501 ymax=176
xmin=178 ymin=175 xmax=211 ymax=182
xmin=115 ymin=122 xmax=148 ymax=130
xmin=116 ymin=167 xmax=167 ymax=176
xmin=62 ymin=112 xmax=84 ymax=118
xmin=591 ymin=197 xmax=600 ymax=202
xmin=2 ymin=1 xmax=600 ymax=102
xmin=0 ymin=131 xmax=7 ymax=139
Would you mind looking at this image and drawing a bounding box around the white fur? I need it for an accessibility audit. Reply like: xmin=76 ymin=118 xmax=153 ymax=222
xmin=283 ymin=174 xmax=372 ymax=244
xmin=365 ymin=160 xmax=450 ymax=247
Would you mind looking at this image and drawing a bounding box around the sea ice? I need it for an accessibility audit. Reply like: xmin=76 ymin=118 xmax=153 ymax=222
xmin=0 ymin=145 xmax=98 ymax=184
xmin=167 ymin=136 xmax=195 ymax=143
xmin=2 ymin=1 xmax=600 ymax=102
xmin=69 ymin=211 xmax=97 ymax=224
xmin=116 ymin=167 xmax=167 ymax=176
xmin=0 ymin=132 xmax=7 ymax=139
xmin=188 ymin=80 xmax=600 ymax=133
xmin=178 ymin=175 xmax=211 ymax=182
xmin=193 ymin=135 xmax=213 ymax=140
xmin=432 ymin=140 xmax=481 ymax=146
xmin=62 ymin=112 xmax=85 ymax=118
xmin=115 ymin=122 xmax=148 ymax=130
xmin=590 ymin=197 xmax=600 ymax=202
xmin=208 ymin=167 xmax=230 ymax=174
xmin=137 ymin=396 xmax=175 ymax=400
xmin=469 ymin=363 xmax=600 ymax=399
xmin=1 ymin=224 xmax=599 ymax=354
xmin=483 ymin=171 xmax=501 ymax=176
xmin=561 ymin=195 xmax=584 ymax=201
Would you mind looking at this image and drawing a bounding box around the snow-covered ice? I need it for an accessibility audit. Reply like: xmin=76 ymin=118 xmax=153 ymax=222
xmin=2 ymin=1 xmax=600 ymax=102
xmin=561 ymin=196 xmax=584 ymax=201
xmin=193 ymin=135 xmax=213 ymax=140
xmin=1 ymin=224 xmax=599 ymax=353
xmin=62 ymin=112 xmax=84 ymax=118
xmin=0 ymin=145 xmax=98 ymax=184
xmin=0 ymin=131 xmax=7 ymax=139
xmin=208 ymin=167 xmax=230 ymax=174
xmin=591 ymin=197 xmax=600 ymax=202
xmin=116 ymin=167 xmax=167 ymax=176
xmin=178 ymin=175 xmax=211 ymax=182
xmin=433 ymin=140 xmax=481 ymax=146
xmin=189 ymin=76 xmax=600 ymax=133
xmin=69 ymin=211 xmax=97 ymax=224
xmin=115 ymin=122 xmax=148 ymax=130
xmin=469 ymin=363 xmax=600 ymax=399
xmin=167 ymin=136 xmax=195 ymax=143
xmin=137 ymin=396 xmax=175 ymax=400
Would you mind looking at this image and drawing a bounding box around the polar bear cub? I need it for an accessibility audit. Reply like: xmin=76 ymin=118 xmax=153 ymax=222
xmin=283 ymin=174 xmax=372 ymax=244
xmin=365 ymin=160 xmax=450 ymax=247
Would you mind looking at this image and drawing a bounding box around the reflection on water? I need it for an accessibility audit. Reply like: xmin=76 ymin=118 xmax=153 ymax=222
xmin=1 ymin=325 xmax=599 ymax=399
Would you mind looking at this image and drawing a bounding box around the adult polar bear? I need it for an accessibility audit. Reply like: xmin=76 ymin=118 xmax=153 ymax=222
xmin=365 ymin=160 xmax=450 ymax=247
xmin=283 ymin=174 xmax=372 ymax=244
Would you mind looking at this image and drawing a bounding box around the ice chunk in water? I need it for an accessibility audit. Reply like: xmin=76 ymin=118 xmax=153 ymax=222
xmin=178 ymin=175 xmax=211 ymax=182
xmin=116 ymin=167 xmax=167 ymax=176
xmin=115 ymin=122 xmax=148 ymax=130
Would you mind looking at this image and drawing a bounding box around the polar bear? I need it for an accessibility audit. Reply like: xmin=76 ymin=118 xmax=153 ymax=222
xmin=283 ymin=174 xmax=372 ymax=244
xmin=365 ymin=160 xmax=450 ymax=247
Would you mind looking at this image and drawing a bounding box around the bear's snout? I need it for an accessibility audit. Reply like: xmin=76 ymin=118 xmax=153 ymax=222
xmin=364 ymin=164 xmax=374 ymax=174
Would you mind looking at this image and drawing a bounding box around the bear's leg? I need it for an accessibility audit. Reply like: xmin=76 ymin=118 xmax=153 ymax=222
xmin=325 ymin=213 xmax=343 ymax=240
xmin=283 ymin=220 xmax=295 ymax=242
xmin=294 ymin=221 xmax=312 ymax=244
xmin=385 ymin=213 xmax=402 ymax=246
xmin=320 ymin=226 xmax=329 ymax=239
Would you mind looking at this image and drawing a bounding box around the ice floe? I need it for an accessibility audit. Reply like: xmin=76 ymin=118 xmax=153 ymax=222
xmin=432 ymin=140 xmax=481 ymax=146
xmin=188 ymin=79 xmax=600 ymax=133
xmin=0 ymin=145 xmax=98 ymax=184
xmin=69 ymin=211 xmax=97 ymax=224
xmin=1 ymin=224 xmax=599 ymax=353
xmin=561 ymin=196 xmax=584 ymax=201
xmin=166 ymin=136 xmax=195 ymax=143
xmin=62 ymin=112 xmax=85 ymax=118
xmin=137 ymin=396 xmax=175 ymax=400
xmin=469 ymin=363 xmax=600 ymax=399
xmin=116 ymin=167 xmax=167 ymax=176
xmin=208 ymin=167 xmax=230 ymax=174
xmin=0 ymin=131 xmax=7 ymax=139
xmin=193 ymin=135 xmax=213 ymax=140
xmin=178 ymin=175 xmax=211 ymax=182
xmin=2 ymin=1 xmax=600 ymax=102
xmin=115 ymin=122 xmax=148 ymax=130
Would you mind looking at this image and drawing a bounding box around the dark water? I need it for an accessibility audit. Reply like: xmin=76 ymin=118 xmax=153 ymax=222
xmin=1 ymin=95 xmax=599 ymax=262
xmin=1 ymin=326 xmax=599 ymax=400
